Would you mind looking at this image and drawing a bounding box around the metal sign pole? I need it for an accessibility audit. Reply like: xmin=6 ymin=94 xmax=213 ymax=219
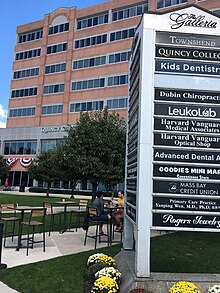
xmin=0 ymin=224 xmax=7 ymax=269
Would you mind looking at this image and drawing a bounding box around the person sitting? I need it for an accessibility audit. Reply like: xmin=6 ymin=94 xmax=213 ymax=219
xmin=92 ymin=191 xmax=111 ymax=235
xmin=112 ymin=190 xmax=124 ymax=231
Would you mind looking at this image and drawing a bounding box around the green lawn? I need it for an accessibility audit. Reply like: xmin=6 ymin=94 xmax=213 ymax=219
xmin=151 ymin=231 xmax=220 ymax=273
xmin=0 ymin=192 xmax=78 ymax=206
xmin=0 ymin=193 xmax=89 ymax=234
xmin=0 ymin=245 xmax=122 ymax=293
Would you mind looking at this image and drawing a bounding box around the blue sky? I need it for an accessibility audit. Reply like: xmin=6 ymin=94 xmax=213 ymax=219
xmin=0 ymin=0 xmax=105 ymax=127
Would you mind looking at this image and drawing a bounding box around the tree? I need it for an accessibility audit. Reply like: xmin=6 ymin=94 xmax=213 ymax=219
xmin=0 ymin=156 xmax=9 ymax=183
xmin=29 ymin=149 xmax=63 ymax=197
xmin=64 ymin=109 xmax=126 ymax=200
xmin=55 ymin=145 xmax=80 ymax=198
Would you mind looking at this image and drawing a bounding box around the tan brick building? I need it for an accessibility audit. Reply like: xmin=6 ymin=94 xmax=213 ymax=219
xmin=0 ymin=0 xmax=219 ymax=188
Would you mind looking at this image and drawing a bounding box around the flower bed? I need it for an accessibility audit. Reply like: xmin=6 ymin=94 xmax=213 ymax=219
xmin=84 ymin=253 xmax=121 ymax=293
xmin=207 ymin=284 xmax=220 ymax=293
xmin=169 ymin=281 xmax=220 ymax=293
xmin=169 ymin=281 xmax=200 ymax=293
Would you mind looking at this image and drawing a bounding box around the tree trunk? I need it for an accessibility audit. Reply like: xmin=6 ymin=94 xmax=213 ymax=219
xmin=46 ymin=182 xmax=51 ymax=197
xmin=70 ymin=181 xmax=75 ymax=198
xmin=91 ymin=182 xmax=98 ymax=201
xmin=111 ymin=190 xmax=114 ymax=200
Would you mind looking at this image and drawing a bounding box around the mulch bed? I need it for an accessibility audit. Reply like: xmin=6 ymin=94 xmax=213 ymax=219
xmin=83 ymin=267 xmax=93 ymax=293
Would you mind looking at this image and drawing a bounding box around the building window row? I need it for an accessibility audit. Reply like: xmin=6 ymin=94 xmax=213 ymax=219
xmin=9 ymin=107 xmax=36 ymax=118
xmin=47 ymin=42 xmax=68 ymax=54
xmin=41 ymin=139 xmax=63 ymax=152
xmin=112 ymin=2 xmax=148 ymax=21
xmin=72 ymin=56 xmax=106 ymax=70
xmin=18 ymin=29 xmax=43 ymax=43
xmin=110 ymin=28 xmax=135 ymax=42
xmin=69 ymin=97 xmax=128 ymax=112
xmin=107 ymin=97 xmax=128 ymax=109
xmin=71 ymin=78 xmax=105 ymax=91
xmin=77 ymin=2 xmax=149 ymax=30
xmin=72 ymin=50 xmax=131 ymax=70
xmin=11 ymin=87 xmax=38 ymax=98
xmin=4 ymin=140 xmax=37 ymax=155
xmin=70 ymin=100 xmax=104 ymax=112
xmin=48 ymin=22 xmax=69 ymax=35
xmin=45 ymin=62 xmax=66 ymax=74
xmin=74 ymin=34 xmax=107 ymax=49
xmin=42 ymin=104 xmax=63 ymax=115
xmin=157 ymin=0 xmax=187 ymax=9
xmin=74 ymin=27 xmax=135 ymax=49
xmin=77 ymin=12 xmax=108 ymax=30
xmin=71 ymin=74 xmax=128 ymax=91
xmin=108 ymin=74 xmax=128 ymax=86
xmin=8 ymin=96 xmax=127 ymax=119
xmin=109 ymin=51 xmax=131 ymax=63
xmin=43 ymin=83 xmax=65 ymax=94
xmin=15 ymin=48 xmax=41 ymax=60
xmin=13 ymin=67 xmax=39 ymax=79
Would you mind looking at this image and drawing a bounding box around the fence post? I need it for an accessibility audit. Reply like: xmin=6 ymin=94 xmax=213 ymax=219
xmin=0 ymin=224 xmax=7 ymax=269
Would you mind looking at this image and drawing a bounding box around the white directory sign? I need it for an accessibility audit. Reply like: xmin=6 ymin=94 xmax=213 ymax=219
xmin=125 ymin=4 xmax=220 ymax=278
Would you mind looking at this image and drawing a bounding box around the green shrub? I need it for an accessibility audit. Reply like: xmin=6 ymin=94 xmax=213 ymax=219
xmin=84 ymin=263 xmax=109 ymax=281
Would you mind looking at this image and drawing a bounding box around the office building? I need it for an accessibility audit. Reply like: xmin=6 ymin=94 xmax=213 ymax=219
xmin=0 ymin=0 xmax=219 ymax=187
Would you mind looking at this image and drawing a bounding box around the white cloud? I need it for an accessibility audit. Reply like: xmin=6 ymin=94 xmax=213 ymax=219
xmin=0 ymin=104 xmax=7 ymax=128
xmin=0 ymin=121 xmax=6 ymax=128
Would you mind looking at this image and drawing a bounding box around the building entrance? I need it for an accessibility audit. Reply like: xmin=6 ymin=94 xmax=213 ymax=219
xmin=8 ymin=171 xmax=33 ymax=187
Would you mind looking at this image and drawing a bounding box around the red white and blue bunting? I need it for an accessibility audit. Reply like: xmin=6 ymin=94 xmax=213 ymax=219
xmin=20 ymin=158 xmax=34 ymax=168
xmin=6 ymin=157 xmax=18 ymax=167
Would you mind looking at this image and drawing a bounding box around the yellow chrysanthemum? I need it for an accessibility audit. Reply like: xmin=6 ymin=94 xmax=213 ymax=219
xmin=91 ymin=276 xmax=119 ymax=293
xmin=97 ymin=255 xmax=116 ymax=266
xmin=169 ymin=281 xmax=201 ymax=293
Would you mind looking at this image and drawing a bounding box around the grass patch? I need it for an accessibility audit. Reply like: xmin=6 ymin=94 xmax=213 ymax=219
xmin=0 ymin=193 xmax=78 ymax=206
xmin=0 ymin=193 xmax=91 ymax=235
xmin=0 ymin=245 xmax=121 ymax=293
xmin=151 ymin=231 xmax=220 ymax=273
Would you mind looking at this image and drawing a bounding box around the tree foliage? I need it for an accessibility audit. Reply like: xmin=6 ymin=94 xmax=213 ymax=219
xmin=28 ymin=149 xmax=63 ymax=196
xmin=0 ymin=156 xmax=9 ymax=181
xmin=55 ymin=145 xmax=80 ymax=197
xmin=64 ymin=109 xmax=126 ymax=198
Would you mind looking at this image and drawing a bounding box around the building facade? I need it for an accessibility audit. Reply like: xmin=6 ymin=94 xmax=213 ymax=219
xmin=0 ymin=0 xmax=220 ymax=188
